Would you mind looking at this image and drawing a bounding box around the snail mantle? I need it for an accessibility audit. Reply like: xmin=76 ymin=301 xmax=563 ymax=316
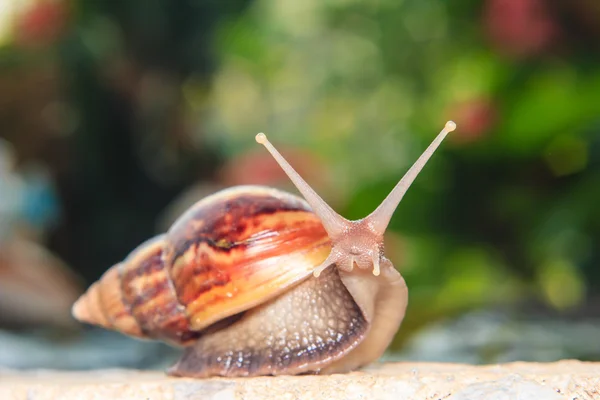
xmin=1 ymin=360 xmax=599 ymax=400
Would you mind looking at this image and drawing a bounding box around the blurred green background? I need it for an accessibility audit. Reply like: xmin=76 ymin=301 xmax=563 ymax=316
xmin=0 ymin=0 xmax=599 ymax=370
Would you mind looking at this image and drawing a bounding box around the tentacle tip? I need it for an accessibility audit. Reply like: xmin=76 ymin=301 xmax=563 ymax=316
xmin=255 ymin=132 xmax=267 ymax=144
xmin=372 ymin=269 xmax=380 ymax=276
xmin=445 ymin=121 xmax=457 ymax=132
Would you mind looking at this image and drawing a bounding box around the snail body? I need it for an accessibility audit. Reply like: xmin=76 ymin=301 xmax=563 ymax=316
xmin=72 ymin=122 xmax=456 ymax=377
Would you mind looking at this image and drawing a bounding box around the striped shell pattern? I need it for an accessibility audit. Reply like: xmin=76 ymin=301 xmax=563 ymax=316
xmin=72 ymin=186 xmax=331 ymax=346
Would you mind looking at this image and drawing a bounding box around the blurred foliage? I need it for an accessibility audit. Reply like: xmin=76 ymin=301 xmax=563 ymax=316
xmin=185 ymin=0 xmax=600 ymax=349
xmin=0 ymin=0 xmax=599 ymax=359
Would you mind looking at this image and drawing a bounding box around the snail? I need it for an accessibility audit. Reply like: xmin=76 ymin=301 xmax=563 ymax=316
xmin=71 ymin=121 xmax=456 ymax=378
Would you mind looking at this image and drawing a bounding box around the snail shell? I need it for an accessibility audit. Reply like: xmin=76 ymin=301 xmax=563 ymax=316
xmin=73 ymin=186 xmax=330 ymax=347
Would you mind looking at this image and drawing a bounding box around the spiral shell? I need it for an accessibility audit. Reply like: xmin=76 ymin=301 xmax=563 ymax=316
xmin=72 ymin=186 xmax=331 ymax=345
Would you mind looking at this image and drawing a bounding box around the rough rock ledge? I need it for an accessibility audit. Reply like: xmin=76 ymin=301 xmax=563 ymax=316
xmin=1 ymin=360 xmax=599 ymax=400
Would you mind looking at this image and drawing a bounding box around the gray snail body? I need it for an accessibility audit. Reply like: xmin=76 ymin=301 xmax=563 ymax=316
xmin=72 ymin=122 xmax=456 ymax=377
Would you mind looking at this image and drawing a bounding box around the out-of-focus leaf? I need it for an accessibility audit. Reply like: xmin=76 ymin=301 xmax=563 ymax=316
xmin=499 ymin=68 xmax=600 ymax=155
xmin=537 ymin=258 xmax=586 ymax=310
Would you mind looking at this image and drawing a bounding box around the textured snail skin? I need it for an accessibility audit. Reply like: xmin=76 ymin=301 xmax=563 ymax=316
xmin=72 ymin=185 xmax=408 ymax=377
xmin=169 ymin=261 xmax=408 ymax=377
xmin=169 ymin=266 xmax=368 ymax=377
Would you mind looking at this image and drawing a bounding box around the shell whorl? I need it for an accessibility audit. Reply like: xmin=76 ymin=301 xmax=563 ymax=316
xmin=72 ymin=186 xmax=331 ymax=345
xmin=71 ymin=262 xmax=145 ymax=339
xmin=71 ymin=235 xmax=196 ymax=345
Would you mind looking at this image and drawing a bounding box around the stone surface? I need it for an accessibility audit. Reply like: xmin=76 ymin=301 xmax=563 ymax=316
xmin=1 ymin=360 xmax=599 ymax=400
